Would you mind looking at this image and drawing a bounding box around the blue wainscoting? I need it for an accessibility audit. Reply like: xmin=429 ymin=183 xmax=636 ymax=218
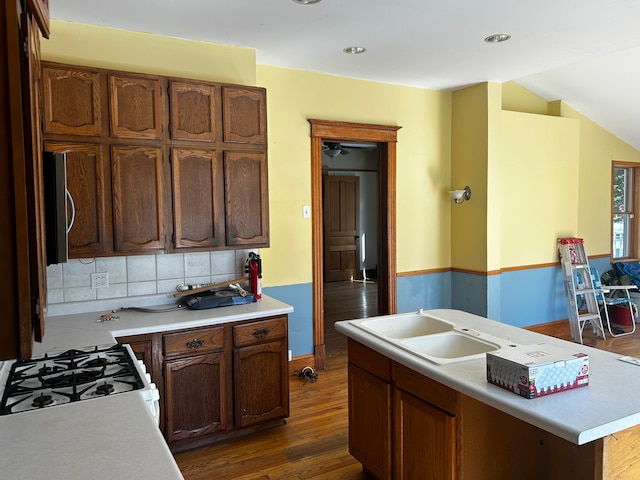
xmin=397 ymin=271 xmax=452 ymax=313
xmin=265 ymin=259 xmax=616 ymax=357
xmin=262 ymin=283 xmax=313 ymax=357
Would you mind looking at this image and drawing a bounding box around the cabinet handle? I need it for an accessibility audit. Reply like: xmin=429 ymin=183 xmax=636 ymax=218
xmin=186 ymin=338 xmax=204 ymax=349
xmin=252 ymin=328 xmax=270 ymax=339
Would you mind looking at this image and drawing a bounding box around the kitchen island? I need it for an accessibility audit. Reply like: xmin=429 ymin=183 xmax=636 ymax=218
xmin=336 ymin=309 xmax=640 ymax=480
xmin=0 ymin=295 xmax=293 ymax=479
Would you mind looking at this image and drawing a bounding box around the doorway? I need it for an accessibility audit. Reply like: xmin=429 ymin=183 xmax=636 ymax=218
xmin=308 ymin=119 xmax=401 ymax=369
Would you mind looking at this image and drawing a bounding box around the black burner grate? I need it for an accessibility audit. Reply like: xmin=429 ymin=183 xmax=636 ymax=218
xmin=0 ymin=344 xmax=144 ymax=415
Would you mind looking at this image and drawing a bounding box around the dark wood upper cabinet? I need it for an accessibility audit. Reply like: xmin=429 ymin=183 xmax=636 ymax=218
xmin=26 ymin=0 xmax=50 ymax=38
xmin=172 ymin=149 xmax=225 ymax=249
xmin=1 ymin=1 xmax=48 ymax=359
xmin=44 ymin=141 xmax=108 ymax=257
xmin=111 ymin=146 xmax=166 ymax=253
xmin=222 ymin=86 xmax=266 ymax=144
xmin=169 ymin=81 xmax=217 ymax=142
xmin=41 ymin=62 xmax=269 ymax=256
xmin=42 ymin=67 xmax=102 ymax=136
xmin=224 ymin=151 xmax=269 ymax=247
xmin=21 ymin=12 xmax=47 ymax=343
xmin=109 ymin=75 xmax=163 ymax=139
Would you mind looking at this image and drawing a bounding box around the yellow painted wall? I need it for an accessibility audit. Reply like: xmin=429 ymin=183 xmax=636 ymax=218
xmin=502 ymin=81 xmax=550 ymax=116
xmin=554 ymin=101 xmax=640 ymax=256
xmin=41 ymin=21 xmax=453 ymax=287
xmin=486 ymin=82 xmax=504 ymax=272
xmin=256 ymin=65 xmax=452 ymax=285
xmin=500 ymin=111 xmax=579 ymax=267
xmin=450 ymin=84 xmax=489 ymax=271
xmin=42 ymin=20 xmax=256 ymax=85
xmin=40 ymin=20 xmax=640 ymax=289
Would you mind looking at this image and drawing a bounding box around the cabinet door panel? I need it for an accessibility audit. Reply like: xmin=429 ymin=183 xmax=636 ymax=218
xmin=222 ymin=86 xmax=266 ymax=144
xmin=348 ymin=364 xmax=392 ymax=480
xmin=394 ymin=389 xmax=456 ymax=480
xmin=42 ymin=67 xmax=102 ymax=136
xmin=164 ymin=353 xmax=227 ymax=444
xmin=109 ymin=75 xmax=163 ymax=139
xmin=170 ymin=82 xmax=216 ymax=141
xmin=22 ymin=13 xmax=47 ymax=341
xmin=234 ymin=340 xmax=288 ymax=428
xmin=26 ymin=0 xmax=50 ymax=38
xmin=224 ymin=151 xmax=269 ymax=247
xmin=171 ymin=149 xmax=225 ymax=249
xmin=111 ymin=146 xmax=165 ymax=252
xmin=44 ymin=142 xmax=108 ymax=257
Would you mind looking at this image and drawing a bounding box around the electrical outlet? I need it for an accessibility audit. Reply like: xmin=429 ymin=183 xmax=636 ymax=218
xmin=302 ymin=206 xmax=311 ymax=218
xmin=91 ymin=272 xmax=109 ymax=289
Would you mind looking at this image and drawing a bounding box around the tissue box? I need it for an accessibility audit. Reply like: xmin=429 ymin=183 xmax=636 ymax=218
xmin=486 ymin=343 xmax=589 ymax=399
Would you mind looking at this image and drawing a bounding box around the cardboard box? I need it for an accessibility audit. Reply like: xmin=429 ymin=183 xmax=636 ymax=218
xmin=486 ymin=343 xmax=589 ymax=399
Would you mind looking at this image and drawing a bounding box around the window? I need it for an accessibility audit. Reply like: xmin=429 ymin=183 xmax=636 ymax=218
xmin=612 ymin=164 xmax=639 ymax=259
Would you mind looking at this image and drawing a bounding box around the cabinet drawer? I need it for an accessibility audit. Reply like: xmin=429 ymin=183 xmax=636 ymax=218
xmin=392 ymin=361 xmax=459 ymax=415
xmin=164 ymin=326 xmax=224 ymax=358
xmin=233 ymin=317 xmax=287 ymax=348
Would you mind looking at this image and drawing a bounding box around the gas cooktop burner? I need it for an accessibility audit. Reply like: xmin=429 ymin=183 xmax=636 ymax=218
xmin=0 ymin=344 xmax=145 ymax=415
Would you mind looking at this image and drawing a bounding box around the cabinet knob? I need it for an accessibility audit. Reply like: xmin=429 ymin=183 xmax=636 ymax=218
xmin=186 ymin=338 xmax=204 ymax=349
xmin=252 ymin=328 xmax=270 ymax=339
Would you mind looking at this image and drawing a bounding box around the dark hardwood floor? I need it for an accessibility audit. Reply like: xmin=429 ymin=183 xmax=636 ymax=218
xmin=174 ymin=282 xmax=640 ymax=479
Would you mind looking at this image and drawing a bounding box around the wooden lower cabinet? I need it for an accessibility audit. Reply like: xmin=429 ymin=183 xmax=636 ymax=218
xmin=117 ymin=314 xmax=289 ymax=452
xmin=348 ymin=339 xmax=640 ymax=480
xmin=348 ymin=339 xmax=459 ymax=479
xmin=394 ymin=389 xmax=456 ymax=480
xmin=164 ymin=352 xmax=228 ymax=444
xmin=233 ymin=316 xmax=289 ymax=428
xmin=348 ymin=364 xmax=391 ymax=480
xmin=234 ymin=340 xmax=288 ymax=428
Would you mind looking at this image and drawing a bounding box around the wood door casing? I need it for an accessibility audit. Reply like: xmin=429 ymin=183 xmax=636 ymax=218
xmin=309 ymin=119 xmax=401 ymax=370
xmin=323 ymin=175 xmax=360 ymax=282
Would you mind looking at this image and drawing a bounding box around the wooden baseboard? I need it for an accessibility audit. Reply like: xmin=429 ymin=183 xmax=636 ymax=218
xmin=289 ymin=353 xmax=315 ymax=376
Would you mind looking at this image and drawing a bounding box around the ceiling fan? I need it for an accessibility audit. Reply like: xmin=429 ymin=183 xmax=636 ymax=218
xmin=322 ymin=142 xmax=375 ymax=157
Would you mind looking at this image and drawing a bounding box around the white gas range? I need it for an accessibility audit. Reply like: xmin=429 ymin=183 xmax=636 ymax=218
xmin=0 ymin=343 xmax=160 ymax=425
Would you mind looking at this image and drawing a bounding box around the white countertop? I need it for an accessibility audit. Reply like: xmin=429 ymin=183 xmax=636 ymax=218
xmin=4 ymin=295 xmax=293 ymax=479
xmin=0 ymin=392 xmax=183 ymax=480
xmin=35 ymin=294 xmax=294 ymax=354
xmin=335 ymin=308 xmax=640 ymax=445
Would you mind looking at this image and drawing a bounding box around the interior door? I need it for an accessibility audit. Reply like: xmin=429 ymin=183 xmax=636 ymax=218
xmin=323 ymin=175 xmax=360 ymax=282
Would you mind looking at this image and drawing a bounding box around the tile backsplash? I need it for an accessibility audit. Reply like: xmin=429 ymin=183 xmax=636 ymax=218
xmin=46 ymin=250 xmax=255 ymax=315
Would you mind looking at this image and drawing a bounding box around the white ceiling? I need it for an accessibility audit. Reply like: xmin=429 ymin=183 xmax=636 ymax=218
xmin=50 ymin=0 xmax=640 ymax=149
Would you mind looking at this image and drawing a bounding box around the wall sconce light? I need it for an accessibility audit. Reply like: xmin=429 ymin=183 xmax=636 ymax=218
xmin=449 ymin=186 xmax=471 ymax=204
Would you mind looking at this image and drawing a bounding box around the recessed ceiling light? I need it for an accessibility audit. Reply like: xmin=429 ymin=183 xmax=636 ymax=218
xmin=343 ymin=46 xmax=366 ymax=54
xmin=484 ymin=33 xmax=511 ymax=43
xmin=292 ymin=0 xmax=322 ymax=4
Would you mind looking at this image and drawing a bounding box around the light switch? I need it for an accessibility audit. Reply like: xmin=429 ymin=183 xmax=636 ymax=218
xmin=302 ymin=205 xmax=311 ymax=218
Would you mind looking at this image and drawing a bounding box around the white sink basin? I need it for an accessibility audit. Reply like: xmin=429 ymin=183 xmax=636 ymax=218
xmin=357 ymin=314 xmax=454 ymax=338
xmin=401 ymin=332 xmax=501 ymax=360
